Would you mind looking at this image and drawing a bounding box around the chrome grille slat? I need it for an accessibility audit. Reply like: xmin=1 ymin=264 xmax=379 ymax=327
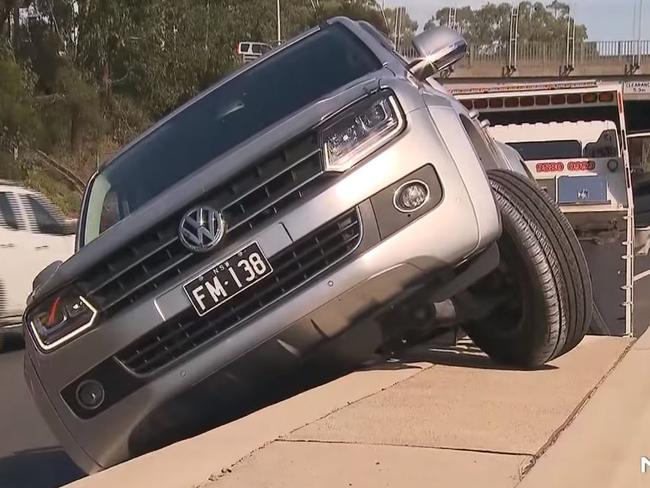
xmin=87 ymin=236 xmax=181 ymax=296
xmin=225 ymin=147 xmax=321 ymax=211
xmin=116 ymin=209 xmax=362 ymax=375
xmin=102 ymin=252 xmax=195 ymax=311
xmin=225 ymin=168 xmax=323 ymax=233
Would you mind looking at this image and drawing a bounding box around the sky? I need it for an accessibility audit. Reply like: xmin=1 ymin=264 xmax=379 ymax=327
xmin=383 ymin=0 xmax=649 ymax=40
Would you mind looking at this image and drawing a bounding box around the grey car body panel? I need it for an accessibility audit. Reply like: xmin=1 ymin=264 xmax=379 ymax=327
xmin=26 ymin=197 xmax=479 ymax=470
xmin=27 ymin=103 xmax=489 ymax=385
xmin=424 ymin=104 xmax=501 ymax=251
xmin=24 ymin=17 xmax=506 ymax=472
xmin=493 ymin=140 xmax=530 ymax=177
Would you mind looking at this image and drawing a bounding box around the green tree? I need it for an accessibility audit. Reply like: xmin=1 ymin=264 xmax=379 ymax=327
xmin=0 ymin=48 xmax=40 ymax=178
xmin=424 ymin=2 xmax=587 ymax=46
xmin=384 ymin=6 xmax=418 ymax=50
xmin=311 ymin=0 xmax=389 ymax=35
xmin=0 ymin=0 xmax=417 ymax=213
xmin=546 ymin=0 xmax=570 ymax=18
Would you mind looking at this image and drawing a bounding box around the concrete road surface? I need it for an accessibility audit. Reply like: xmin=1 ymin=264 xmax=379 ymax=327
xmin=0 ymin=337 xmax=84 ymax=488
xmin=65 ymin=336 xmax=630 ymax=488
xmin=519 ymin=326 xmax=650 ymax=488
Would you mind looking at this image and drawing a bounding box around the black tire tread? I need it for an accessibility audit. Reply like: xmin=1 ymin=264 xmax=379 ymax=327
xmin=463 ymin=170 xmax=592 ymax=367
xmin=466 ymin=174 xmax=564 ymax=365
xmin=488 ymin=170 xmax=592 ymax=355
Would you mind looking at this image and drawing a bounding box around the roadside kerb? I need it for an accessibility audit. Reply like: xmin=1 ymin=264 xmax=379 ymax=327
xmin=65 ymin=359 xmax=433 ymax=488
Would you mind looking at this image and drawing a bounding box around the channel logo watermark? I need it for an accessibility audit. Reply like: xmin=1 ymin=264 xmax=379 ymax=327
xmin=642 ymin=456 xmax=650 ymax=473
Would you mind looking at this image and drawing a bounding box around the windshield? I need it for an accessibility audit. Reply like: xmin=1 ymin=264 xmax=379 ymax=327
xmin=507 ymin=140 xmax=583 ymax=160
xmin=630 ymin=134 xmax=650 ymax=176
xmin=508 ymin=129 xmax=620 ymax=161
xmin=81 ymin=23 xmax=381 ymax=246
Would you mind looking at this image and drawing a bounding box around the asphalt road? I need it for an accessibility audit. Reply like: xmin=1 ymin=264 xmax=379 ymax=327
xmin=0 ymin=337 xmax=84 ymax=488
xmin=1 ymin=261 xmax=650 ymax=488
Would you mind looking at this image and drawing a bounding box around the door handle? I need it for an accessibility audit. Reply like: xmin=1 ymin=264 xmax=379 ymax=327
xmin=0 ymin=243 xmax=14 ymax=248
xmin=35 ymin=245 xmax=49 ymax=250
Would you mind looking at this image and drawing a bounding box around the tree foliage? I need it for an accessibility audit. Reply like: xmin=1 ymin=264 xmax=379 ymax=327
xmin=425 ymin=2 xmax=587 ymax=46
xmin=0 ymin=47 xmax=40 ymax=175
xmin=383 ymin=6 xmax=417 ymax=50
xmin=0 ymin=0 xmax=398 ymax=212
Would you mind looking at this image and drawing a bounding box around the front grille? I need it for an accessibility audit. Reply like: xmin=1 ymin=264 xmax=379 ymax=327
xmin=116 ymin=209 xmax=362 ymax=375
xmin=79 ymin=133 xmax=329 ymax=316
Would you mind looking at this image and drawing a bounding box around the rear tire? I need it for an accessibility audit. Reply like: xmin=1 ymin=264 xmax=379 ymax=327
xmin=462 ymin=170 xmax=592 ymax=367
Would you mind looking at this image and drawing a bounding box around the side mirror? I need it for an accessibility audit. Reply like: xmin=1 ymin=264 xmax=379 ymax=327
xmin=409 ymin=26 xmax=468 ymax=80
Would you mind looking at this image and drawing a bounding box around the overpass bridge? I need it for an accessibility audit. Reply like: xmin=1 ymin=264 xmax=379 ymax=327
xmin=401 ymin=40 xmax=650 ymax=132
xmin=404 ymin=40 xmax=650 ymax=80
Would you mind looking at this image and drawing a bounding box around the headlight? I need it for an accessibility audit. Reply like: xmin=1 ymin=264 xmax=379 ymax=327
xmin=322 ymin=92 xmax=404 ymax=172
xmin=27 ymin=290 xmax=97 ymax=351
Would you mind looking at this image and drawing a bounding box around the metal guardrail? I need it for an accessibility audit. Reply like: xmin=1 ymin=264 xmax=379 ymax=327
xmin=31 ymin=150 xmax=86 ymax=195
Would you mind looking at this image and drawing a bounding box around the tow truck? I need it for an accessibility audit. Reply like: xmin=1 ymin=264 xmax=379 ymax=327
xmin=449 ymin=80 xmax=647 ymax=336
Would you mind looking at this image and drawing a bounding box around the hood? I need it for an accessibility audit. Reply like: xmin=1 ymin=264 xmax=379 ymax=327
xmin=32 ymin=74 xmax=390 ymax=302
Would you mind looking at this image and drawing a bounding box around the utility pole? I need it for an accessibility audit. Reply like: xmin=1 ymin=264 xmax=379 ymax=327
xmin=639 ymin=0 xmax=644 ymax=41
xmin=276 ymin=0 xmax=281 ymax=45
xmin=11 ymin=3 xmax=19 ymax=53
xmin=379 ymin=0 xmax=389 ymax=32
xmin=563 ymin=15 xmax=576 ymax=76
xmin=637 ymin=0 xmax=644 ymax=69
xmin=394 ymin=6 xmax=403 ymax=51
xmin=633 ymin=0 xmax=639 ymax=45
xmin=448 ymin=7 xmax=458 ymax=31
xmin=505 ymin=4 xmax=519 ymax=77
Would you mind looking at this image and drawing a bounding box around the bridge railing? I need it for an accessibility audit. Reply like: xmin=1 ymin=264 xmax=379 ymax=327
xmin=400 ymin=40 xmax=650 ymax=67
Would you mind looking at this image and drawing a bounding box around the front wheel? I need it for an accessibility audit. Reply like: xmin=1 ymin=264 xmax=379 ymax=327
xmin=462 ymin=170 xmax=593 ymax=368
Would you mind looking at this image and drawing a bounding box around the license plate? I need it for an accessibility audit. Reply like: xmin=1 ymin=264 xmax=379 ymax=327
xmin=558 ymin=175 xmax=609 ymax=205
xmin=183 ymin=242 xmax=272 ymax=316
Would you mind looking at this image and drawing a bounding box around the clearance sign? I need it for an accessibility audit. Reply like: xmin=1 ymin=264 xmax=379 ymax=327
xmin=624 ymin=81 xmax=650 ymax=100
xmin=624 ymin=81 xmax=650 ymax=94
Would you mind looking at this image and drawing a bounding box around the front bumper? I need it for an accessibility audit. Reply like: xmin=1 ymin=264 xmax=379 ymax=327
xmin=25 ymin=103 xmax=501 ymax=472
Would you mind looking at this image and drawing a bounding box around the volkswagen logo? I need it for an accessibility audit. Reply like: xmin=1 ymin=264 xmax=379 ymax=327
xmin=178 ymin=206 xmax=226 ymax=253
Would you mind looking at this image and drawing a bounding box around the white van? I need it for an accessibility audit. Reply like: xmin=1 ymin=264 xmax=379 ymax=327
xmin=0 ymin=181 xmax=76 ymax=348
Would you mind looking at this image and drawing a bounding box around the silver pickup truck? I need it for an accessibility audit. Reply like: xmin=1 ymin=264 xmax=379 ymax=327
xmin=23 ymin=18 xmax=592 ymax=472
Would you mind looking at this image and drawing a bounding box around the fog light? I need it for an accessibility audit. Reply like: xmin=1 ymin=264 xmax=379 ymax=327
xmin=394 ymin=180 xmax=430 ymax=213
xmin=607 ymin=159 xmax=619 ymax=172
xmin=76 ymin=380 xmax=105 ymax=410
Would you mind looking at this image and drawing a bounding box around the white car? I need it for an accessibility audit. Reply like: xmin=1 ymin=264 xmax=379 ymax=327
xmin=0 ymin=181 xmax=76 ymax=349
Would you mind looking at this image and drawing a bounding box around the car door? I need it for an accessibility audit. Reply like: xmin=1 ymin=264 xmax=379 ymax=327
xmin=634 ymin=180 xmax=650 ymax=255
xmin=629 ymin=132 xmax=650 ymax=181
xmin=630 ymin=134 xmax=650 ymax=226
xmin=0 ymin=191 xmax=33 ymax=321
xmin=635 ymin=180 xmax=650 ymax=227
